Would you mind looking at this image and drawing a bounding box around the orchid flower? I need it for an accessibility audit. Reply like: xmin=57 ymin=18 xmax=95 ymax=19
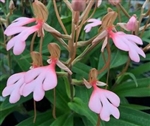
xmin=4 ymin=0 xmax=48 ymax=55
xmin=20 ymin=59 xmax=57 ymax=101
xmin=4 ymin=17 xmax=43 ymax=55
xmin=0 ymin=0 xmax=5 ymax=3
xmin=2 ymin=73 xmax=25 ymax=103
xmin=92 ymin=27 xmax=145 ymax=62
xmin=84 ymin=18 xmax=102 ymax=33
xmin=21 ymin=59 xmax=72 ymax=101
xmin=108 ymin=30 xmax=146 ymax=62
xmin=117 ymin=15 xmax=138 ymax=32
xmin=20 ymin=43 xmax=72 ymax=101
xmin=90 ymin=10 xmax=145 ymax=62
xmin=84 ymin=68 xmax=120 ymax=121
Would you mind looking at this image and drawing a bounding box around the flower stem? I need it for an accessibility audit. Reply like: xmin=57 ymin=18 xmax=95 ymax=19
xmin=96 ymin=114 xmax=100 ymax=126
xmin=30 ymin=32 xmax=37 ymax=52
xmin=98 ymin=43 xmax=111 ymax=75
xmin=63 ymin=0 xmax=72 ymax=12
xmin=52 ymin=88 xmax=57 ymax=119
xmin=118 ymin=3 xmax=130 ymax=18
xmin=39 ymin=37 xmax=44 ymax=66
xmin=33 ymin=100 xmax=37 ymax=123
xmin=117 ymin=58 xmax=130 ymax=77
xmin=53 ymin=0 xmax=68 ymax=35
xmin=140 ymin=14 xmax=150 ymax=37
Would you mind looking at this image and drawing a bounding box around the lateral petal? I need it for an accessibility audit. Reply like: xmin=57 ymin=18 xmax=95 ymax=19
xmin=88 ymin=90 xmax=101 ymax=114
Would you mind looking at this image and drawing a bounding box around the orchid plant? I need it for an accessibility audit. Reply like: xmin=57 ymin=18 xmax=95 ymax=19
xmin=0 ymin=0 xmax=150 ymax=126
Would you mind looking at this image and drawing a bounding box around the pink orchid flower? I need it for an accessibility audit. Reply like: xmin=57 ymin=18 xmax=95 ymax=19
xmin=84 ymin=19 xmax=102 ymax=33
xmin=108 ymin=31 xmax=146 ymax=62
xmin=84 ymin=79 xmax=120 ymax=121
xmin=117 ymin=15 xmax=138 ymax=32
xmin=4 ymin=17 xmax=43 ymax=55
xmin=92 ymin=27 xmax=145 ymax=62
xmin=126 ymin=16 xmax=138 ymax=31
xmin=20 ymin=58 xmax=72 ymax=101
xmin=20 ymin=60 xmax=57 ymax=101
xmin=2 ymin=72 xmax=25 ymax=103
xmin=0 ymin=0 xmax=5 ymax=3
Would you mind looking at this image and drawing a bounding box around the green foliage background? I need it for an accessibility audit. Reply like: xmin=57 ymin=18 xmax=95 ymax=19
xmin=0 ymin=0 xmax=150 ymax=126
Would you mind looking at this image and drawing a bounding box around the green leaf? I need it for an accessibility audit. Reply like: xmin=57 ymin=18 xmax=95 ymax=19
xmin=0 ymin=95 xmax=32 ymax=111
xmin=119 ymin=106 xmax=150 ymax=126
xmin=113 ymin=78 xmax=150 ymax=97
xmin=72 ymin=62 xmax=92 ymax=79
xmin=121 ymin=104 xmax=150 ymax=111
xmin=98 ymin=50 xmax=128 ymax=79
xmin=116 ymin=72 xmax=139 ymax=87
xmin=45 ymin=77 xmax=70 ymax=112
xmin=129 ymin=62 xmax=150 ymax=76
xmin=50 ymin=113 xmax=73 ymax=126
xmin=63 ymin=77 xmax=75 ymax=99
xmin=14 ymin=50 xmax=31 ymax=71
xmin=68 ymin=97 xmax=97 ymax=126
xmin=17 ymin=110 xmax=53 ymax=126
xmin=0 ymin=107 xmax=16 ymax=124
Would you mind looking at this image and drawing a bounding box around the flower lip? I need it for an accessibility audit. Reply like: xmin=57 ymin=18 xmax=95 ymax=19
xmin=2 ymin=72 xmax=25 ymax=103
xmin=109 ymin=30 xmax=146 ymax=62
xmin=88 ymin=86 xmax=120 ymax=121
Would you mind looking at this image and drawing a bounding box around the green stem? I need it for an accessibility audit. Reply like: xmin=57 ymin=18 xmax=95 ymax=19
xmin=53 ymin=0 xmax=68 ymax=34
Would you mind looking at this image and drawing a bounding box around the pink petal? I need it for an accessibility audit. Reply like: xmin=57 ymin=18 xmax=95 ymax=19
xmin=20 ymin=26 xmax=39 ymax=41
xmin=21 ymin=82 xmax=35 ymax=97
xmin=87 ymin=19 xmax=101 ymax=24
xmin=88 ymin=90 xmax=102 ymax=114
xmin=126 ymin=16 xmax=137 ymax=31
xmin=2 ymin=85 xmax=14 ymax=97
xmin=4 ymin=27 xmax=27 ymax=36
xmin=6 ymin=38 xmax=15 ymax=51
xmin=104 ymin=90 xmax=120 ymax=107
xmin=100 ymin=99 xmax=111 ymax=121
xmin=112 ymin=35 xmax=129 ymax=51
xmin=25 ymin=68 xmax=43 ymax=83
xmin=43 ymin=68 xmax=57 ymax=91
xmin=33 ymin=83 xmax=45 ymax=101
xmin=23 ymin=72 xmax=45 ymax=97
xmin=134 ymin=45 xmax=146 ymax=58
xmin=7 ymin=73 xmax=24 ymax=86
xmin=125 ymin=35 xmax=143 ymax=45
xmin=11 ymin=17 xmax=36 ymax=27
xmin=129 ymin=47 xmax=140 ymax=62
xmin=128 ymin=42 xmax=145 ymax=62
xmin=13 ymin=40 xmax=26 ymax=55
xmin=84 ymin=19 xmax=101 ymax=33
xmin=109 ymin=104 xmax=120 ymax=119
xmin=3 ymin=77 xmax=24 ymax=103
xmin=9 ymin=87 xmax=21 ymax=103
xmin=0 ymin=0 xmax=5 ymax=3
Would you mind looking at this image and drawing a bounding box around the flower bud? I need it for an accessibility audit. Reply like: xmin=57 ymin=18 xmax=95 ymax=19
xmin=31 ymin=51 xmax=43 ymax=67
xmin=48 ymin=43 xmax=61 ymax=59
xmin=32 ymin=0 xmax=48 ymax=22
xmin=71 ymin=0 xmax=86 ymax=11
xmin=9 ymin=0 xmax=15 ymax=10
xmin=126 ymin=15 xmax=138 ymax=31
xmin=108 ymin=0 xmax=121 ymax=5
